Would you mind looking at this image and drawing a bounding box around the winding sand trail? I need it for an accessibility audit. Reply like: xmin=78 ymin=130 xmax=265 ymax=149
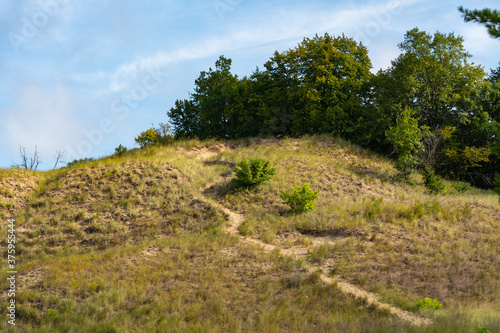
xmin=192 ymin=146 xmax=431 ymax=326
xmin=203 ymin=197 xmax=432 ymax=326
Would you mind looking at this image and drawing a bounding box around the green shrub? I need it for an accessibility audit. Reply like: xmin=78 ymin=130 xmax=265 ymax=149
xmin=280 ymin=183 xmax=319 ymax=213
xmin=477 ymin=326 xmax=492 ymax=333
xmin=415 ymin=297 xmax=443 ymax=310
xmin=66 ymin=157 xmax=94 ymax=167
xmin=114 ymin=144 xmax=128 ymax=156
xmin=452 ymin=181 xmax=471 ymax=194
xmin=135 ymin=123 xmax=174 ymax=148
xmin=135 ymin=128 xmax=159 ymax=148
xmin=421 ymin=165 xmax=446 ymax=194
xmin=233 ymin=158 xmax=275 ymax=187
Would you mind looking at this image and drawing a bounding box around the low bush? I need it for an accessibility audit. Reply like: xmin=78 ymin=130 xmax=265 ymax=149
xmin=280 ymin=183 xmax=319 ymax=213
xmin=135 ymin=123 xmax=174 ymax=148
xmin=452 ymin=181 xmax=471 ymax=194
xmin=114 ymin=144 xmax=128 ymax=156
xmin=421 ymin=165 xmax=446 ymax=194
xmin=415 ymin=297 xmax=443 ymax=310
xmin=233 ymin=158 xmax=275 ymax=187
xmin=66 ymin=158 xmax=94 ymax=167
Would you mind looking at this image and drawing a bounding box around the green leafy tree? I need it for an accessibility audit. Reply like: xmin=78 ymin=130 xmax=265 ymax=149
xmin=488 ymin=63 xmax=500 ymax=83
xmin=458 ymin=8 xmax=500 ymax=188
xmin=459 ymin=7 xmax=500 ymax=39
xmin=168 ymin=56 xmax=242 ymax=139
xmin=259 ymin=33 xmax=372 ymax=137
xmin=135 ymin=128 xmax=159 ymax=148
xmin=439 ymin=124 xmax=492 ymax=182
xmin=192 ymin=56 xmax=241 ymax=139
xmin=373 ymin=28 xmax=494 ymax=185
xmin=249 ymin=56 xmax=303 ymax=136
xmin=386 ymin=107 xmax=423 ymax=181
xmin=168 ymin=99 xmax=200 ymax=139
xmin=381 ymin=28 xmax=485 ymax=129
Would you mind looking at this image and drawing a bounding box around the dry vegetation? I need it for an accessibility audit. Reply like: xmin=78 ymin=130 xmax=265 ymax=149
xmin=0 ymin=169 xmax=40 ymax=218
xmin=0 ymin=136 xmax=499 ymax=332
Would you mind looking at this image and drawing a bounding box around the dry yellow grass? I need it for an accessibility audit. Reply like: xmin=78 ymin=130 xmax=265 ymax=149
xmin=0 ymin=135 xmax=499 ymax=332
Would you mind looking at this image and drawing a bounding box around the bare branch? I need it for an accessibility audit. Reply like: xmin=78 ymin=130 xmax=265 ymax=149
xmin=53 ymin=150 xmax=66 ymax=170
xmin=31 ymin=145 xmax=41 ymax=171
xmin=12 ymin=144 xmax=42 ymax=171
xmin=418 ymin=130 xmax=442 ymax=169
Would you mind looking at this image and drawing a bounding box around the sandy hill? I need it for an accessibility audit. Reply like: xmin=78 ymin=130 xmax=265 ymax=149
xmin=1 ymin=136 xmax=499 ymax=332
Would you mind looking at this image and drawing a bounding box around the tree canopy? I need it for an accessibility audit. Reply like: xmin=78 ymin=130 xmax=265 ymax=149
xmin=164 ymin=29 xmax=499 ymax=188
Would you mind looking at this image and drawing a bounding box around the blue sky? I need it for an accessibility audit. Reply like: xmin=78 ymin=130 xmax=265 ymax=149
xmin=0 ymin=0 xmax=499 ymax=170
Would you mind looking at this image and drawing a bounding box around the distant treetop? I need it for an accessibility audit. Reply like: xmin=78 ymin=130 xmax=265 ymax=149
xmin=458 ymin=6 xmax=500 ymax=39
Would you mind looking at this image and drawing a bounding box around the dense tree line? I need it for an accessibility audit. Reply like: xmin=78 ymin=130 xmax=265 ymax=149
xmin=167 ymin=29 xmax=499 ymax=188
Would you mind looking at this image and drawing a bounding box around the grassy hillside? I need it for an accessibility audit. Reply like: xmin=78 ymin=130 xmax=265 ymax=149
xmin=1 ymin=136 xmax=499 ymax=332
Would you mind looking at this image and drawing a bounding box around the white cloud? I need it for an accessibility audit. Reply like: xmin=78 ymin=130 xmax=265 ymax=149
xmin=2 ymin=84 xmax=81 ymax=168
xmin=83 ymin=0 xmax=408 ymax=97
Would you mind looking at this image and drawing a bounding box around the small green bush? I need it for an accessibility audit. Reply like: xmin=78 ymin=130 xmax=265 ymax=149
xmin=415 ymin=297 xmax=443 ymax=310
xmin=66 ymin=157 xmax=94 ymax=168
xmin=233 ymin=158 xmax=275 ymax=187
xmin=135 ymin=123 xmax=174 ymax=148
xmin=421 ymin=165 xmax=446 ymax=194
xmin=114 ymin=144 xmax=128 ymax=156
xmin=452 ymin=181 xmax=471 ymax=194
xmin=477 ymin=326 xmax=492 ymax=333
xmin=280 ymin=183 xmax=319 ymax=213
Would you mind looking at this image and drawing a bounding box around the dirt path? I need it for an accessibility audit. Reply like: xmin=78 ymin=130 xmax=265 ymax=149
xmin=190 ymin=145 xmax=432 ymax=326
xmin=203 ymin=198 xmax=432 ymax=326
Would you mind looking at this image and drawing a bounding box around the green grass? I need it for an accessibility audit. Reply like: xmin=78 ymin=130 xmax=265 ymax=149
xmin=0 ymin=135 xmax=499 ymax=332
xmin=0 ymin=234 xmax=419 ymax=332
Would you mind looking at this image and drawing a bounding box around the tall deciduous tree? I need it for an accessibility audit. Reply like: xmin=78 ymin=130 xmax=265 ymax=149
xmin=458 ymin=7 xmax=500 ymax=39
xmin=372 ymin=28 xmax=494 ymax=184
xmin=259 ymin=33 xmax=372 ymax=137
xmin=381 ymin=28 xmax=485 ymax=129
xmin=386 ymin=107 xmax=423 ymax=181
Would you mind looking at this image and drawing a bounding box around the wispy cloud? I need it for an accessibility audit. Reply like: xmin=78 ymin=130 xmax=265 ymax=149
xmin=81 ymin=0 xmax=406 ymax=97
